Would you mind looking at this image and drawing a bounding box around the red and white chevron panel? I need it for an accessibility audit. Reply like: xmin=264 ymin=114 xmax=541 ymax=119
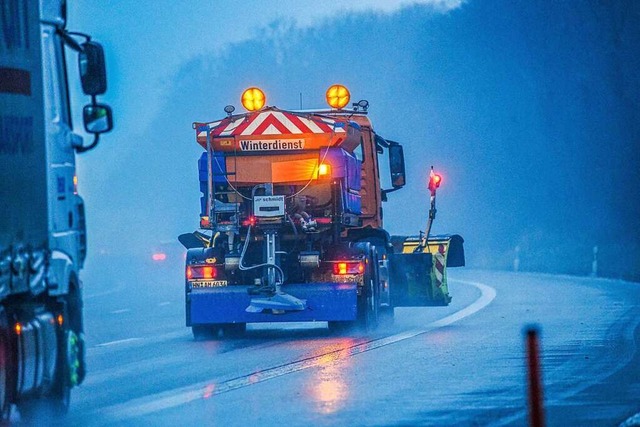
xmin=197 ymin=110 xmax=347 ymax=140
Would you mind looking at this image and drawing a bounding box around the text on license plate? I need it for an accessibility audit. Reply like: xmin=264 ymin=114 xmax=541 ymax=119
xmin=191 ymin=280 xmax=228 ymax=288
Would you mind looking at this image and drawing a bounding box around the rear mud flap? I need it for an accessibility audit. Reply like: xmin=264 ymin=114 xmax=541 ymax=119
xmin=445 ymin=234 xmax=465 ymax=267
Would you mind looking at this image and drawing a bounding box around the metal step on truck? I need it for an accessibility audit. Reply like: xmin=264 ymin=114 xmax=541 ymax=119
xmin=179 ymin=85 xmax=464 ymax=339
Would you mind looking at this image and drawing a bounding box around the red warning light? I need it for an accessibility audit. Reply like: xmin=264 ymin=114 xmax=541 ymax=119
xmin=428 ymin=170 xmax=442 ymax=193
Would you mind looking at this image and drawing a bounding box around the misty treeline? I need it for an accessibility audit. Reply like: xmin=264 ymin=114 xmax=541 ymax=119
xmin=105 ymin=0 xmax=638 ymax=280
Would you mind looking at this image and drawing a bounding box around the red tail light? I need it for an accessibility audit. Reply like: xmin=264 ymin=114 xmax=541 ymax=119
xmin=241 ymin=216 xmax=257 ymax=227
xmin=200 ymin=216 xmax=211 ymax=228
xmin=332 ymin=261 xmax=364 ymax=275
xmin=186 ymin=265 xmax=217 ymax=280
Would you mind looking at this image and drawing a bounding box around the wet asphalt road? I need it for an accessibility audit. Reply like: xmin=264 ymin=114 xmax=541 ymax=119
xmin=27 ymin=258 xmax=640 ymax=426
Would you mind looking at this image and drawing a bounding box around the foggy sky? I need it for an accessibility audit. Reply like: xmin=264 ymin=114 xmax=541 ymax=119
xmin=68 ymin=1 xmax=639 ymax=280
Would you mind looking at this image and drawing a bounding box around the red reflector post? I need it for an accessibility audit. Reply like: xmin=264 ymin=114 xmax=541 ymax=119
xmin=526 ymin=326 xmax=545 ymax=427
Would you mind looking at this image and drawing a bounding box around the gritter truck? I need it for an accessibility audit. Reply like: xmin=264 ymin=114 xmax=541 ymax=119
xmin=0 ymin=0 xmax=112 ymax=418
xmin=179 ymin=85 xmax=464 ymax=339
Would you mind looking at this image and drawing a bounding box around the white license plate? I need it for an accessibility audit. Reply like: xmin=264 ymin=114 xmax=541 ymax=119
xmin=331 ymin=275 xmax=363 ymax=284
xmin=191 ymin=280 xmax=228 ymax=288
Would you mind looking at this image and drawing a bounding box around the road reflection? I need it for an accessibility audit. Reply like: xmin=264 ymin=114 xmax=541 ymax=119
xmin=305 ymin=338 xmax=357 ymax=414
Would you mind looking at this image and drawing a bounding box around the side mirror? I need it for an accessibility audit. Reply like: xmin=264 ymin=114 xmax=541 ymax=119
xmin=389 ymin=143 xmax=406 ymax=188
xmin=79 ymin=41 xmax=107 ymax=95
xmin=83 ymin=104 xmax=113 ymax=134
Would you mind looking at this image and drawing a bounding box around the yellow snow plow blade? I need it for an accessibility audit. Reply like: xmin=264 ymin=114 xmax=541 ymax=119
xmin=389 ymin=234 xmax=464 ymax=306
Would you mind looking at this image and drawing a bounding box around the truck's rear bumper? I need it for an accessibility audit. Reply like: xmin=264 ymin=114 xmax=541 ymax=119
xmin=188 ymin=282 xmax=358 ymax=324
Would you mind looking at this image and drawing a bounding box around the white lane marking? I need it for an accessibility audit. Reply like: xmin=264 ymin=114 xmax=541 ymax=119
xmin=431 ymin=280 xmax=496 ymax=328
xmin=110 ymin=309 xmax=131 ymax=314
xmin=95 ymin=338 xmax=142 ymax=348
xmin=84 ymin=282 xmax=127 ymax=300
xmin=100 ymin=279 xmax=495 ymax=421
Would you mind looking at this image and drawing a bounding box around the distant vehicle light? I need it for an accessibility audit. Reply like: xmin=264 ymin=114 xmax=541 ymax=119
xmin=241 ymin=87 xmax=266 ymax=111
xmin=152 ymin=253 xmax=167 ymax=261
xmin=326 ymin=84 xmax=350 ymax=109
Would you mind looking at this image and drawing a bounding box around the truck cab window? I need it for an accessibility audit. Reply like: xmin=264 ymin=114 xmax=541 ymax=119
xmin=355 ymin=136 xmax=365 ymax=162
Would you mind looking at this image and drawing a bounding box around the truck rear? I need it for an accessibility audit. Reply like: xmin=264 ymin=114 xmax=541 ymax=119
xmin=180 ymin=86 xmax=464 ymax=339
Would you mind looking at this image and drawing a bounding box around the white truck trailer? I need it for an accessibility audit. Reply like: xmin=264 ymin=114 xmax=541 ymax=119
xmin=0 ymin=0 xmax=112 ymax=419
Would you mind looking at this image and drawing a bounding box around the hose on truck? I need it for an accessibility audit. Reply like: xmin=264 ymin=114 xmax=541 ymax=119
xmin=238 ymin=225 xmax=285 ymax=285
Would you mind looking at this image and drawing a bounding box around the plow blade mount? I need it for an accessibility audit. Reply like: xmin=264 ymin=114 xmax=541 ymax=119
xmin=388 ymin=234 xmax=464 ymax=307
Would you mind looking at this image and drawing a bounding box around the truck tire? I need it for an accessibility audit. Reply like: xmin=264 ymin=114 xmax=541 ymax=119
xmin=46 ymin=329 xmax=75 ymax=414
xmin=357 ymin=248 xmax=379 ymax=332
xmin=221 ymin=323 xmax=246 ymax=338
xmin=327 ymin=320 xmax=352 ymax=334
xmin=192 ymin=325 xmax=220 ymax=341
xmin=379 ymin=306 xmax=395 ymax=327
xmin=0 ymin=309 xmax=12 ymax=421
xmin=18 ymin=309 xmax=76 ymax=420
xmin=40 ymin=293 xmax=82 ymax=417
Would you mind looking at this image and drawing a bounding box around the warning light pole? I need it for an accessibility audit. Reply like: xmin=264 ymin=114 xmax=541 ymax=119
xmin=417 ymin=166 xmax=442 ymax=251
